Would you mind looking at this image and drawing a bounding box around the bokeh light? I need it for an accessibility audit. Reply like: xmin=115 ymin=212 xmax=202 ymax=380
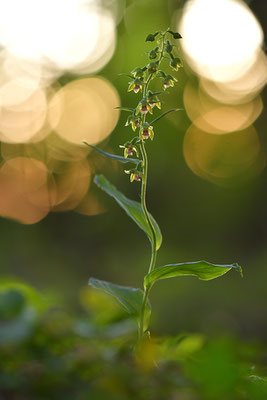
xmin=49 ymin=77 xmax=120 ymax=146
xmin=184 ymin=81 xmax=263 ymax=134
xmin=0 ymin=157 xmax=50 ymax=224
xmin=0 ymin=74 xmax=121 ymax=224
xmin=0 ymin=0 xmax=116 ymax=76
xmin=0 ymin=87 xmax=48 ymax=143
xmin=49 ymin=160 xmax=91 ymax=212
xmin=183 ymin=124 xmax=265 ymax=186
xmin=179 ymin=0 xmax=263 ymax=83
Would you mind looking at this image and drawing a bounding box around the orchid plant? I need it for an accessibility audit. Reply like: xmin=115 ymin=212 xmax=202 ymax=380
xmin=85 ymin=29 xmax=242 ymax=340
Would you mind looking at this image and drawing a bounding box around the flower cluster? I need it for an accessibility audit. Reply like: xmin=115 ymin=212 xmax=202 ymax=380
xmin=118 ymin=29 xmax=183 ymax=182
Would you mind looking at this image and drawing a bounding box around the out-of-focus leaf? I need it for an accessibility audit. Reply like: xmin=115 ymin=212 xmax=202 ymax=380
xmin=144 ymin=261 xmax=242 ymax=288
xmin=0 ymin=279 xmax=47 ymax=311
xmin=84 ymin=143 xmax=140 ymax=165
xmin=88 ymin=278 xmax=149 ymax=318
xmin=94 ymin=175 xmax=162 ymax=250
xmin=158 ymin=334 xmax=205 ymax=361
xmin=0 ymin=308 xmax=37 ymax=344
xmin=0 ymin=290 xmax=25 ymax=319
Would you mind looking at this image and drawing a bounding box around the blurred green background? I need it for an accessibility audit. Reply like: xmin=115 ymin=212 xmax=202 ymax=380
xmin=0 ymin=0 xmax=266 ymax=341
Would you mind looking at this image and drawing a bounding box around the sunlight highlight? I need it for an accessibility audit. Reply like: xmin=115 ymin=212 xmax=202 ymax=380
xmin=183 ymin=125 xmax=264 ymax=186
xmin=0 ymin=157 xmax=50 ymax=224
xmin=179 ymin=0 xmax=263 ymax=82
xmin=0 ymin=0 xmax=116 ymax=76
xmin=48 ymin=77 xmax=120 ymax=146
xmin=184 ymin=81 xmax=263 ymax=134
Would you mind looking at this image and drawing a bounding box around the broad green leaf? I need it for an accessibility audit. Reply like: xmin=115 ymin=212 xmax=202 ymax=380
xmin=144 ymin=261 xmax=242 ymax=288
xmin=88 ymin=277 xmax=148 ymax=317
xmin=94 ymin=175 xmax=162 ymax=250
xmin=84 ymin=143 xmax=140 ymax=165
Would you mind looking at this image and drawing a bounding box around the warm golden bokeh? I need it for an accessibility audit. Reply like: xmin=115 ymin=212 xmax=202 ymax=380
xmin=75 ymin=192 xmax=106 ymax=216
xmin=0 ymin=75 xmax=121 ymax=224
xmin=199 ymin=50 xmax=267 ymax=105
xmin=183 ymin=124 xmax=265 ymax=186
xmin=49 ymin=160 xmax=91 ymax=212
xmin=179 ymin=0 xmax=263 ymax=83
xmin=0 ymin=87 xmax=48 ymax=143
xmin=0 ymin=157 xmax=50 ymax=224
xmin=184 ymin=81 xmax=263 ymax=134
xmin=0 ymin=1 xmax=117 ymax=76
xmin=48 ymin=77 xmax=120 ymax=146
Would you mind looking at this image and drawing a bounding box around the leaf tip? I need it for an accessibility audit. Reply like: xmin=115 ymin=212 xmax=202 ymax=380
xmin=88 ymin=277 xmax=96 ymax=287
xmin=233 ymin=263 xmax=243 ymax=278
xmin=93 ymin=174 xmax=102 ymax=186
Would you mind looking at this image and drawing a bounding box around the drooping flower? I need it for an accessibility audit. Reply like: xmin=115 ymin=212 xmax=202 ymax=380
xmin=120 ymin=142 xmax=138 ymax=158
xmin=148 ymin=47 xmax=159 ymax=59
xmin=141 ymin=122 xmax=154 ymax=140
xmin=147 ymin=61 xmax=159 ymax=74
xmin=128 ymin=78 xmax=144 ymax=93
xmin=131 ymin=67 xmax=145 ymax=78
xmin=124 ymin=169 xmax=142 ymax=182
xmin=163 ymin=74 xmax=177 ymax=90
xmin=136 ymin=100 xmax=153 ymax=115
xmin=147 ymin=91 xmax=161 ymax=109
xmin=125 ymin=115 xmax=141 ymax=131
xmin=130 ymin=172 xmax=142 ymax=182
xmin=169 ymin=57 xmax=182 ymax=71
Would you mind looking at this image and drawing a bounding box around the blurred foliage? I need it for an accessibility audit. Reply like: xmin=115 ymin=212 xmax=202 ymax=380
xmin=0 ymin=0 xmax=266 ymax=340
xmin=0 ymin=279 xmax=266 ymax=399
xmin=0 ymin=6 xmax=266 ymax=400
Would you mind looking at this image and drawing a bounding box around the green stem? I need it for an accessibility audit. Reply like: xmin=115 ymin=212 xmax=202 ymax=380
xmin=138 ymin=141 xmax=157 ymax=338
xmin=138 ymin=32 xmax=168 ymax=339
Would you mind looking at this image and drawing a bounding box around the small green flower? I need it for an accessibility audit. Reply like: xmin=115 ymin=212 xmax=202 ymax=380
xmin=163 ymin=74 xmax=177 ymax=90
xmin=141 ymin=122 xmax=154 ymax=141
xmin=136 ymin=100 xmax=153 ymax=115
xmin=120 ymin=142 xmax=139 ymax=158
xmin=125 ymin=116 xmax=141 ymax=131
xmin=147 ymin=92 xmax=161 ymax=109
xmin=169 ymin=57 xmax=182 ymax=71
xmin=147 ymin=61 xmax=158 ymax=74
xmin=128 ymin=78 xmax=144 ymax=93
xmin=130 ymin=172 xmax=142 ymax=182
xmin=124 ymin=169 xmax=142 ymax=182
xmin=131 ymin=68 xmax=145 ymax=78
xmin=156 ymin=70 xmax=166 ymax=78
xmin=148 ymin=47 xmax=159 ymax=59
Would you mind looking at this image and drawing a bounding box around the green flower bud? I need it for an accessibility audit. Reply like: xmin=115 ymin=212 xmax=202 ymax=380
xmin=148 ymin=47 xmax=159 ymax=59
xmin=132 ymin=68 xmax=144 ymax=78
xmin=147 ymin=61 xmax=158 ymax=74
xmin=156 ymin=70 xmax=166 ymax=78
xmin=165 ymin=40 xmax=173 ymax=54
xmin=145 ymin=34 xmax=155 ymax=42
xmin=169 ymin=57 xmax=182 ymax=71
xmin=168 ymin=30 xmax=182 ymax=39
